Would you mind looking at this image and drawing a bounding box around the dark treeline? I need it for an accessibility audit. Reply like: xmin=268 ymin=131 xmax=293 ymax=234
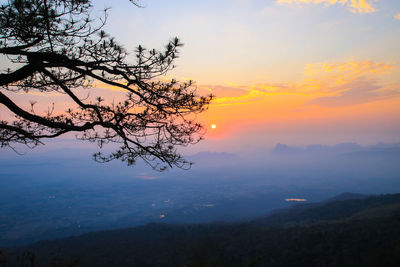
xmin=2 ymin=193 xmax=400 ymax=267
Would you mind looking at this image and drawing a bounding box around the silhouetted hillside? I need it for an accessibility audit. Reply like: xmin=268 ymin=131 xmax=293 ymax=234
xmin=252 ymin=193 xmax=400 ymax=227
xmin=2 ymin=193 xmax=400 ymax=267
xmin=327 ymin=192 xmax=368 ymax=201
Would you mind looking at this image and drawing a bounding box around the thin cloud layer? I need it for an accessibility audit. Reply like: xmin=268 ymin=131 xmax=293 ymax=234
xmin=305 ymin=60 xmax=397 ymax=106
xmin=209 ymin=59 xmax=398 ymax=107
xmin=277 ymin=0 xmax=375 ymax=14
xmin=208 ymin=84 xmax=289 ymax=106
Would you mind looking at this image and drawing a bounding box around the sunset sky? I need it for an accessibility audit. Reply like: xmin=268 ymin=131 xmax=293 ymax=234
xmin=3 ymin=0 xmax=400 ymax=153
xmin=91 ymin=0 xmax=400 ymax=152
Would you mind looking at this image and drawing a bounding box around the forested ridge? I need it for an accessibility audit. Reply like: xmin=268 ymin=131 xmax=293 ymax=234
xmin=2 ymin=193 xmax=400 ymax=266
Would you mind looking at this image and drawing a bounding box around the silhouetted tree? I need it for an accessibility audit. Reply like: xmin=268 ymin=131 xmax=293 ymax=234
xmin=0 ymin=0 xmax=212 ymax=170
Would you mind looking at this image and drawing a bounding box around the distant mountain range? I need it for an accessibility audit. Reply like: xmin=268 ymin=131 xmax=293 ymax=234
xmin=2 ymin=192 xmax=400 ymax=266
xmin=272 ymin=142 xmax=400 ymax=156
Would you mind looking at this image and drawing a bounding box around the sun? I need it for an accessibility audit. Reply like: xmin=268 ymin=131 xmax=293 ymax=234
xmin=211 ymin=124 xmax=217 ymax=129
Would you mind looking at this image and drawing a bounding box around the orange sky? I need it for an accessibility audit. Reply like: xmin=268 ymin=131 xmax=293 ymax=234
xmin=196 ymin=58 xmax=400 ymax=150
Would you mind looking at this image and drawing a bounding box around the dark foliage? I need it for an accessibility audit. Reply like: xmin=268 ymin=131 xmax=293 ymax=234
xmin=0 ymin=0 xmax=212 ymax=170
xmin=4 ymin=193 xmax=400 ymax=267
xmin=252 ymin=193 xmax=400 ymax=227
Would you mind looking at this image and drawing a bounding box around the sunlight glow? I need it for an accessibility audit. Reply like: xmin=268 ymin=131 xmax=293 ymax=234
xmin=285 ymin=198 xmax=307 ymax=202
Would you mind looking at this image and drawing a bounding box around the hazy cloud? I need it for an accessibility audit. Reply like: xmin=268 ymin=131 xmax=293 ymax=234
xmin=309 ymin=78 xmax=392 ymax=106
xmin=277 ymin=0 xmax=376 ymax=14
xmin=207 ymin=83 xmax=289 ymax=106
xmin=305 ymin=60 xmax=399 ymax=106
xmin=395 ymin=13 xmax=400 ymax=20
xmin=207 ymin=59 xmax=398 ymax=107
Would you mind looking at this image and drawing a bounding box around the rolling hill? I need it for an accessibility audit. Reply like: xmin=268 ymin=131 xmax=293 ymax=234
xmin=2 ymin=193 xmax=400 ymax=266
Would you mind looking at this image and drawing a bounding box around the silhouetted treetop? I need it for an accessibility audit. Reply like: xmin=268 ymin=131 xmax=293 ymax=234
xmin=0 ymin=0 xmax=213 ymax=170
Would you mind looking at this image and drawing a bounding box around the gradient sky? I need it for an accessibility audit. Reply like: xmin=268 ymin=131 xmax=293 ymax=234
xmin=94 ymin=0 xmax=400 ymax=152
xmin=2 ymin=0 xmax=400 ymax=153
